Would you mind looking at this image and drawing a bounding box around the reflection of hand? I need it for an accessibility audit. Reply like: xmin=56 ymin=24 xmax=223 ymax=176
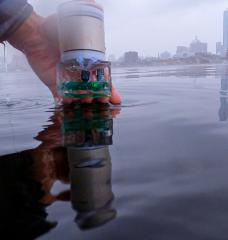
xmin=8 ymin=11 xmax=121 ymax=105
xmin=31 ymin=146 xmax=70 ymax=205
xmin=31 ymin=105 xmax=120 ymax=204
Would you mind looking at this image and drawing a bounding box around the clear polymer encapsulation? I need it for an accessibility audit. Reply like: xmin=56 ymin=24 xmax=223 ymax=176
xmin=57 ymin=58 xmax=112 ymax=99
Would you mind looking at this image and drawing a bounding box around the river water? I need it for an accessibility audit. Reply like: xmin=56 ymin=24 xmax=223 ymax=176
xmin=0 ymin=64 xmax=228 ymax=239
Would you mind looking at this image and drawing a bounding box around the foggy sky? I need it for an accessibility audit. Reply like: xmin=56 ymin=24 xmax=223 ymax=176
xmin=9 ymin=0 xmax=228 ymax=57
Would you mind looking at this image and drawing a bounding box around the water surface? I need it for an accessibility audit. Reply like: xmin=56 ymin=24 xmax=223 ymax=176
xmin=0 ymin=64 xmax=228 ymax=239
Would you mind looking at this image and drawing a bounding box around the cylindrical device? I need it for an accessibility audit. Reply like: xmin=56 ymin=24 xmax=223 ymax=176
xmin=58 ymin=0 xmax=105 ymax=54
xmin=68 ymin=146 xmax=116 ymax=229
xmin=57 ymin=0 xmax=112 ymax=100
xmin=68 ymin=146 xmax=113 ymax=212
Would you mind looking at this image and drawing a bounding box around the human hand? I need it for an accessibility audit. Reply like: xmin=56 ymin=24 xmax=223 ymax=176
xmin=8 ymin=12 xmax=121 ymax=105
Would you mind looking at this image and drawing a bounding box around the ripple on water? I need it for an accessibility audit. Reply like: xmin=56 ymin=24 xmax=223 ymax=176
xmin=117 ymin=99 xmax=159 ymax=108
xmin=0 ymin=96 xmax=159 ymax=114
xmin=0 ymin=97 xmax=54 ymax=113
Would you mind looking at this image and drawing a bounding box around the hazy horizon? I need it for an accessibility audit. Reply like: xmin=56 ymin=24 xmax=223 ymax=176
xmin=1 ymin=0 xmax=228 ymax=59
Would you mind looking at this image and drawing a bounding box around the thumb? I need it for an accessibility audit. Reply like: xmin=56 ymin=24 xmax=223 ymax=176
xmin=110 ymin=85 xmax=121 ymax=105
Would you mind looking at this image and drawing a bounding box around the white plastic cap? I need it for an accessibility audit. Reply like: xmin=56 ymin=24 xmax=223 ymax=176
xmin=58 ymin=0 xmax=106 ymax=53
xmin=58 ymin=0 xmax=104 ymax=20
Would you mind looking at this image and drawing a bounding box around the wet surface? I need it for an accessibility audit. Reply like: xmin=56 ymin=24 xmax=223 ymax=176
xmin=1 ymin=65 xmax=228 ymax=239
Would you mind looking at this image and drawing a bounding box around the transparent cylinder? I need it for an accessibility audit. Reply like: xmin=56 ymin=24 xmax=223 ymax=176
xmin=57 ymin=0 xmax=111 ymax=100
xmin=57 ymin=51 xmax=112 ymax=99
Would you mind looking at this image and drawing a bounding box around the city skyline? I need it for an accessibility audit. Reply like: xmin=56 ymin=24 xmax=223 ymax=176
xmin=28 ymin=0 xmax=227 ymax=57
xmin=1 ymin=0 xmax=228 ymax=59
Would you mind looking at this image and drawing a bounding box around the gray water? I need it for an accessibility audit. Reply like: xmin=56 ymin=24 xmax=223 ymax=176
xmin=1 ymin=64 xmax=228 ymax=239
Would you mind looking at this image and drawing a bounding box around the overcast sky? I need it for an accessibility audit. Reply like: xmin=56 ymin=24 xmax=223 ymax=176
xmin=7 ymin=0 xmax=228 ymax=58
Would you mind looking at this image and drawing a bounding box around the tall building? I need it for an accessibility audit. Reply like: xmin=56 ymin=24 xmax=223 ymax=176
xmin=124 ymin=51 xmax=139 ymax=65
xmin=223 ymin=10 xmax=228 ymax=57
xmin=216 ymin=42 xmax=223 ymax=56
xmin=189 ymin=37 xmax=207 ymax=55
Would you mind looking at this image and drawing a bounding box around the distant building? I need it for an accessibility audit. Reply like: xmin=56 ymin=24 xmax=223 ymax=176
xmin=175 ymin=46 xmax=190 ymax=58
xmin=176 ymin=46 xmax=189 ymax=54
xmin=160 ymin=51 xmax=171 ymax=60
xmin=189 ymin=37 xmax=207 ymax=55
xmin=124 ymin=51 xmax=139 ymax=65
xmin=223 ymin=10 xmax=228 ymax=57
xmin=216 ymin=42 xmax=224 ymax=56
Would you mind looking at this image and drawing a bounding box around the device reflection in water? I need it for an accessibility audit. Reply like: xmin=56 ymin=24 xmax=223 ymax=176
xmin=0 ymin=104 xmax=120 ymax=238
xmin=61 ymin=104 xmax=118 ymax=230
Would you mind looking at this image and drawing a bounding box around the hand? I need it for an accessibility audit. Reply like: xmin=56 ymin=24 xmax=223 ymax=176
xmin=8 ymin=11 xmax=121 ymax=105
